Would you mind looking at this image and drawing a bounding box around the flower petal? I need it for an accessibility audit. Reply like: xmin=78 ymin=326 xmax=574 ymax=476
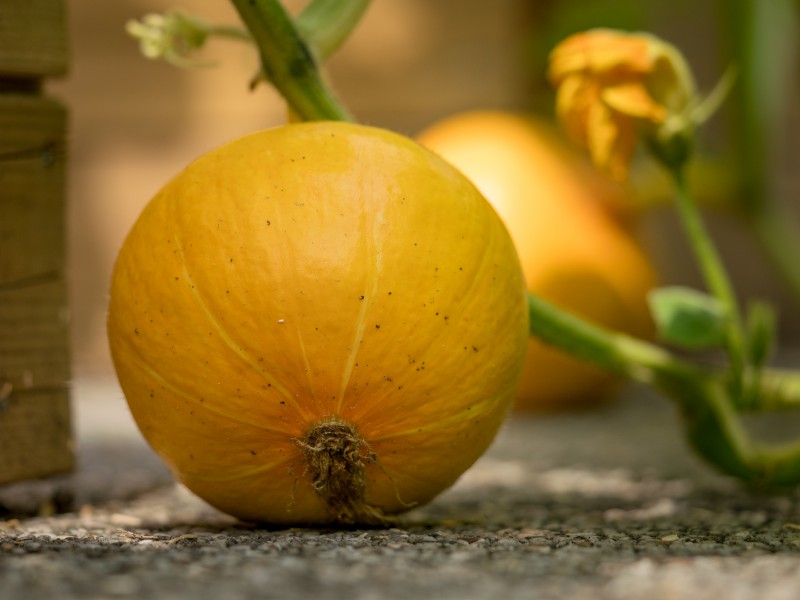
xmin=586 ymin=101 xmax=616 ymax=170
xmin=548 ymin=29 xmax=654 ymax=83
xmin=586 ymin=102 xmax=636 ymax=182
xmin=601 ymin=82 xmax=667 ymax=122
xmin=606 ymin=118 xmax=638 ymax=182
xmin=554 ymin=74 xmax=594 ymax=144
xmin=548 ymin=28 xmax=698 ymax=181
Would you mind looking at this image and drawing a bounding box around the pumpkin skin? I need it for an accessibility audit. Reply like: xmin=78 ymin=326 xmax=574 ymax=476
xmin=107 ymin=121 xmax=529 ymax=525
xmin=417 ymin=111 xmax=657 ymax=411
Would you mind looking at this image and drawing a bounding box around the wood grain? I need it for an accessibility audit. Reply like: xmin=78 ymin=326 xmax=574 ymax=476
xmin=0 ymin=0 xmax=68 ymax=78
xmin=0 ymin=93 xmax=72 ymax=484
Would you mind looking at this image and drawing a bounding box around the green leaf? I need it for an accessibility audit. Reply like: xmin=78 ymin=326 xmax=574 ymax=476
xmin=648 ymin=286 xmax=729 ymax=349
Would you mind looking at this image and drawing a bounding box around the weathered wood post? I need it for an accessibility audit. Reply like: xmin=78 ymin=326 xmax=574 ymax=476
xmin=0 ymin=1 xmax=72 ymax=484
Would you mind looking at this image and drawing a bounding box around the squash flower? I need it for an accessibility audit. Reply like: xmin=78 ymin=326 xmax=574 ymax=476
xmin=126 ymin=11 xmax=214 ymax=67
xmin=548 ymin=29 xmax=697 ymax=181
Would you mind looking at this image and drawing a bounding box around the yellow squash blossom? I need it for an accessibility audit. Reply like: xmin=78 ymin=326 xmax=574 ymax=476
xmin=548 ymin=29 xmax=696 ymax=181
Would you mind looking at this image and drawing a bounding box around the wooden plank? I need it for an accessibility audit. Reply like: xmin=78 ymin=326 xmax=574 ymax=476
xmin=0 ymin=95 xmax=66 ymax=283
xmin=0 ymin=279 xmax=69 ymax=392
xmin=0 ymin=93 xmax=72 ymax=484
xmin=0 ymin=389 xmax=72 ymax=485
xmin=0 ymin=0 xmax=68 ymax=78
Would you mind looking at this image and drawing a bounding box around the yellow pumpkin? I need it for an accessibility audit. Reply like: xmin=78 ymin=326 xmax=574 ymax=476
xmin=417 ymin=110 xmax=657 ymax=411
xmin=107 ymin=121 xmax=529 ymax=525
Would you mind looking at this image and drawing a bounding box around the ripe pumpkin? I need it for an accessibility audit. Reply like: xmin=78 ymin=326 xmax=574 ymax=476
xmin=417 ymin=110 xmax=657 ymax=411
xmin=107 ymin=121 xmax=529 ymax=525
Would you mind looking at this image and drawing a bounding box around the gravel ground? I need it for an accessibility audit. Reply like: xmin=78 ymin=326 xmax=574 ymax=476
xmin=2 ymin=377 xmax=800 ymax=600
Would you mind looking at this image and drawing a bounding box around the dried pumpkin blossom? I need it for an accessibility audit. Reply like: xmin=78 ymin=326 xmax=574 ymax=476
xmin=548 ymin=29 xmax=696 ymax=181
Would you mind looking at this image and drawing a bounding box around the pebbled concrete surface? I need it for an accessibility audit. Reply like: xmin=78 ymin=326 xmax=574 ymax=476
xmin=1 ymin=377 xmax=800 ymax=600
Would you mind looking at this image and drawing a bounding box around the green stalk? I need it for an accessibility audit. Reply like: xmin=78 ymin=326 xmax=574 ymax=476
xmin=672 ymin=168 xmax=747 ymax=386
xmin=683 ymin=373 xmax=800 ymax=486
xmin=725 ymin=0 xmax=766 ymax=210
xmin=527 ymin=293 xmax=701 ymax=387
xmin=229 ymin=0 xmax=351 ymax=121
xmin=528 ymin=293 xmax=797 ymax=485
xmin=210 ymin=0 xmax=372 ymax=59
xmin=679 ymin=378 xmax=758 ymax=482
xmin=724 ymin=0 xmax=800 ymax=306
xmin=530 ymin=291 xmax=800 ymax=413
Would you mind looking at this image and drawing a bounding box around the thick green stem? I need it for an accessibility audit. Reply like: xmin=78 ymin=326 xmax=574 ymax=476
xmin=672 ymin=168 xmax=747 ymax=383
xmin=530 ymin=292 xmax=765 ymax=485
xmin=724 ymin=0 xmax=800 ymax=307
xmin=528 ymin=293 xmax=702 ymax=388
xmin=679 ymin=378 xmax=758 ymax=482
xmin=529 ymin=292 xmax=800 ymax=412
xmin=725 ymin=0 xmax=796 ymax=209
xmin=230 ymin=0 xmax=351 ymax=121
xmin=530 ymin=292 xmax=800 ymax=485
xmin=725 ymin=0 xmax=767 ymax=211
xmin=212 ymin=0 xmax=372 ymax=59
xmin=682 ymin=373 xmax=800 ymax=486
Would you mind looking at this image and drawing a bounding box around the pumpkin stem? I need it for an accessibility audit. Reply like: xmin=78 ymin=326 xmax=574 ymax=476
xmin=296 ymin=419 xmax=389 ymax=526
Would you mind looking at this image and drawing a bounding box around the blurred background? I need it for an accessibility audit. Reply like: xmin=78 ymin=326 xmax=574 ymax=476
xmin=48 ymin=0 xmax=799 ymax=381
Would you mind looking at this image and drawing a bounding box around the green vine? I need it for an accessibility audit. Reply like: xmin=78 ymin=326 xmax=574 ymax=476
xmin=228 ymin=0 xmax=351 ymax=121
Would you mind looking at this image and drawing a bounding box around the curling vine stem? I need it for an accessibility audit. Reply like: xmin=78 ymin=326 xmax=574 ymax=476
xmin=672 ymin=166 xmax=748 ymax=396
xmin=229 ymin=0 xmax=352 ymax=121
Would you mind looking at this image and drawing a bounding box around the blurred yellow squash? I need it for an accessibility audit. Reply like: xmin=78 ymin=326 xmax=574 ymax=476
xmin=417 ymin=110 xmax=658 ymax=411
